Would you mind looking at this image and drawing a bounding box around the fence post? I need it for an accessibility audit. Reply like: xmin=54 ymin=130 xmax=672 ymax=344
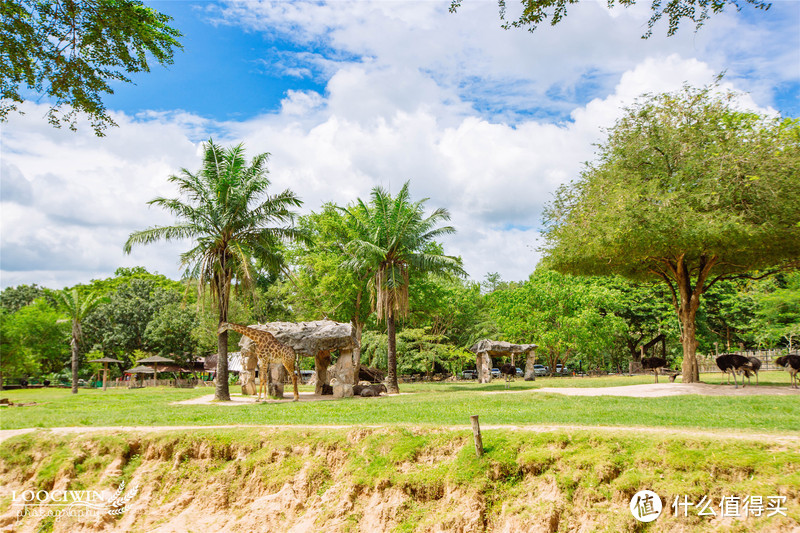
xmin=470 ymin=415 xmax=484 ymax=457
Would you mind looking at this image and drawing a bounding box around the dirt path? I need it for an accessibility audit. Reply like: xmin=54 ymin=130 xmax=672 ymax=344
xmin=506 ymin=382 xmax=800 ymax=397
xmin=2 ymin=423 xmax=799 ymax=447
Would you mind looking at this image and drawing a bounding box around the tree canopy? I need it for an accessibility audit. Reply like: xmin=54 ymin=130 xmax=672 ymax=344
xmin=542 ymin=85 xmax=800 ymax=381
xmin=450 ymin=0 xmax=771 ymax=38
xmin=1 ymin=0 xmax=182 ymax=135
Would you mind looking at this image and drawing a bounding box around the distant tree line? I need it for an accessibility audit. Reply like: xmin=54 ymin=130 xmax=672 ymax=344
xmin=2 ymin=262 xmax=798 ymax=386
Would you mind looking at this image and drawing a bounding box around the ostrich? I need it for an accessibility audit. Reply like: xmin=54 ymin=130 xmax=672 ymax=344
xmin=499 ymin=363 xmax=516 ymax=389
xmin=775 ymin=354 xmax=800 ymax=389
xmin=641 ymin=357 xmax=667 ymax=383
xmin=745 ymin=356 xmax=762 ymax=385
xmin=715 ymin=354 xmax=755 ymax=389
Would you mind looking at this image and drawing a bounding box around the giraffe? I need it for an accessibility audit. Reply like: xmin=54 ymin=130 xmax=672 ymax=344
xmin=218 ymin=322 xmax=299 ymax=402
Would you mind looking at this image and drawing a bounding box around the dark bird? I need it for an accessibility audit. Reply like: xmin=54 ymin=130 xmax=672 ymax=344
xmin=715 ymin=354 xmax=754 ymax=389
xmin=746 ymin=356 xmax=762 ymax=385
xmin=775 ymin=354 xmax=800 ymax=389
xmin=641 ymin=357 xmax=667 ymax=383
xmin=499 ymin=363 xmax=516 ymax=389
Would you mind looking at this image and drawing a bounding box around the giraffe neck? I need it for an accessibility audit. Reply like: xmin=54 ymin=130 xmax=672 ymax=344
xmin=222 ymin=322 xmax=264 ymax=341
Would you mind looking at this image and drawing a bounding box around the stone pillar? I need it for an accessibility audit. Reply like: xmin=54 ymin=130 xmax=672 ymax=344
xmin=241 ymin=352 xmax=258 ymax=395
xmin=314 ymin=350 xmax=331 ymax=395
xmin=524 ymin=349 xmax=537 ymax=381
xmin=477 ymin=351 xmax=492 ymax=383
xmin=267 ymin=363 xmax=286 ymax=398
xmin=330 ymin=350 xmax=355 ymax=398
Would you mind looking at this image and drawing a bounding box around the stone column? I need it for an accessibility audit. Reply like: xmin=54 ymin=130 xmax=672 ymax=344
xmin=268 ymin=363 xmax=286 ymax=398
xmin=330 ymin=350 xmax=355 ymax=398
xmin=241 ymin=352 xmax=258 ymax=395
xmin=524 ymin=349 xmax=537 ymax=381
xmin=314 ymin=350 xmax=331 ymax=395
xmin=477 ymin=351 xmax=492 ymax=383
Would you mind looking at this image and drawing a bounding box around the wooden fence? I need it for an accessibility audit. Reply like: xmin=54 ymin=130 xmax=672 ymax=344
xmin=697 ymin=350 xmax=789 ymax=373
xmin=102 ymin=378 xmax=205 ymax=388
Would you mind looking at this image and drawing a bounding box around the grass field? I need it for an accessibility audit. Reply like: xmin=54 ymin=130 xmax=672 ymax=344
xmin=1 ymin=372 xmax=798 ymax=432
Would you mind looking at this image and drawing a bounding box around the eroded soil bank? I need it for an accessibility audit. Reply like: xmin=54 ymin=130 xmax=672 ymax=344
xmin=0 ymin=427 xmax=797 ymax=532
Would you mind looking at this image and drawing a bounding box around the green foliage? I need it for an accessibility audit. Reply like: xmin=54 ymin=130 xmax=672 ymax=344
xmin=342 ymin=181 xmax=465 ymax=323
xmin=0 ymin=299 xmax=68 ymax=381
xmin=143 ymin=302 xmax=198 ymax=362
xmin=83 ymin=267 xmax=188 ymax=300
xmin=0 ymin=0 xmax=182 ymax=135
xmin=543 ymin=87 xmax=800 ymax=282
xmin=82 ymin=278 xmax=181 ymax=360
xmin=288 ymin=205 xmax=372 ymax=324
xmin=0 ymin=283 xmax=45 ymax=312
xmin=450 ymin=0 xmax=770 ymax=38
xmin=749 ymin=272 xmax=800 ymax=349
xmin=488 ymin=269 xmax=626 ymax=372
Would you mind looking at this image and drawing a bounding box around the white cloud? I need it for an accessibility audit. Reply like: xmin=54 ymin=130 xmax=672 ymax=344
xmin=1 ymin=0 xmax=796 ymax=289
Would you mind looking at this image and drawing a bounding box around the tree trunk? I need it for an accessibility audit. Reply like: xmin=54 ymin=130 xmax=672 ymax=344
xmin=351 ymin=319 xmax=363 ymax=385
xmin=215 ymin=292 xmax=231 ymax=401
xmin=71 ymin=323 xmax=79 ymax=394
xmin=386 ymin=312 xmax=399 ymax=394
xmin=679 ymin=304 xmax=701 ymax=382
xmin=674 ymin=257 xmax=712 ymax=384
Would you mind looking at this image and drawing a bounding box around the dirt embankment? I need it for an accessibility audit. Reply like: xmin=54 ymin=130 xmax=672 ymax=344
xmin=0 ymin=427 xmax=798 ymax=532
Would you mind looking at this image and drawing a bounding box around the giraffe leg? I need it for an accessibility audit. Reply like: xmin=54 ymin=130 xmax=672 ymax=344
xmin=257 ymin=362 xmax=267 ymax=402
xmin=284 ymin=360 xmax=299 ymax=402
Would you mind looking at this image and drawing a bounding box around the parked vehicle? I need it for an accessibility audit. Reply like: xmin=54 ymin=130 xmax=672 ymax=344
xmin=516 ymin=367 xmax=523 ymax=377
xmin=533 ymin=364 xmax=548 ymax=376
xmin=462 ymin=369 xmax=477 ymax=379
xmin=556 ymin=365 xmax=571 ymax=375
xmin=491 ymin=368 xmax=501 ymax=378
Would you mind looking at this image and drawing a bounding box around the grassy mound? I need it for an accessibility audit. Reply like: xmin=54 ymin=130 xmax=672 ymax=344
xmin=1 ymin=427 xmax=797 ymax=532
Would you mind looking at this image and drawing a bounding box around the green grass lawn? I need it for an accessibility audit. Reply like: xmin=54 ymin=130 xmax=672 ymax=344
xmin=1 ymin=372 xmax=798 ymax=432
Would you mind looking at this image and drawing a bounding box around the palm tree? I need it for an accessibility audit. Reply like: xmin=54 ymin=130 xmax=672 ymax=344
xmin=51 ymin=289 xmax=106 ymax=394
xmin=343 ymin=181 xmax=464 ymax=393
xmin=124 ymin=140 xmax=303 ymax=401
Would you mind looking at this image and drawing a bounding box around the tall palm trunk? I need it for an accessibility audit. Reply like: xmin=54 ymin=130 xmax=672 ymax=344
xmin=214 ymin=273 xmax=231 ymax=401
xmin=386 ymin=312 xmax=399 ymax=394
xmin=71 ymin=322 xmax=80 ymax=394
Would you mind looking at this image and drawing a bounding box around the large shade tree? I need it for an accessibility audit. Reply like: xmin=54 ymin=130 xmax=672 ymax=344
xmin=50 ymin=289 xmax=106 ymax=393
xmin=124 ymin=140 xmax=303 ymax=401
xmin=343 ymin=182 xmax=465 ymax=393
xmin=542 ymin=85 xmax=800 ymax=382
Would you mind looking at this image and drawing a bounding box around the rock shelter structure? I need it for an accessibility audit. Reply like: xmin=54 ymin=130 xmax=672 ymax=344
xmin=470 ymin=339 xmax=538 ymax=383
xmin=236 ymin=320 xmax=359 ymax=399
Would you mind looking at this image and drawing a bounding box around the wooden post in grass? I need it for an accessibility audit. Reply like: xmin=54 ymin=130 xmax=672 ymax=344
xmin=471 ymin=415 xmax=483 ymax=457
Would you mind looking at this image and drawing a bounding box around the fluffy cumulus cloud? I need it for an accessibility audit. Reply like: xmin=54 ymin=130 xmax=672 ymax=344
xmin=1 ymin=0 xmax=796 ymax=288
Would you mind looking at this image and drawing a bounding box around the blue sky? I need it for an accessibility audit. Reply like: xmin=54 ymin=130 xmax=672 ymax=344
xmin=1 ymin=0 xmax=799 ymax=289
xmin=106 ymin=1 xmax=327 ymax=121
